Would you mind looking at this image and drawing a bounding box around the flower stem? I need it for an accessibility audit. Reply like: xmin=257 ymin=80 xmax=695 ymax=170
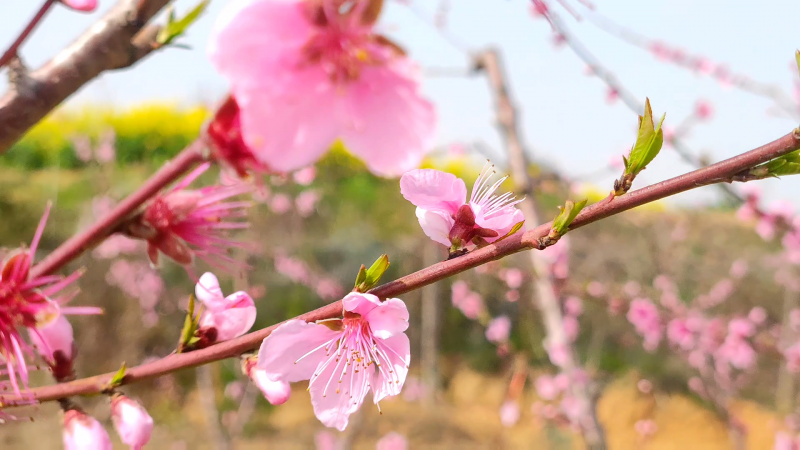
xmin=0 ymin=0 xmax=56 ymax=70
xmin=30 ymin=140 xmax=206 ymax=279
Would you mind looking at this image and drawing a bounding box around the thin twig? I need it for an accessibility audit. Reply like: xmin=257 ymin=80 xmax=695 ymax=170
xmin=537 ymin=3 xmax=745 ymax=204
xmin=30 ymin=140 xmax=206 ymax=278
xmin=2 ymin=128 xmax=798 ymax=406
xmin=0 ymin=0 xmax=56 ymax=69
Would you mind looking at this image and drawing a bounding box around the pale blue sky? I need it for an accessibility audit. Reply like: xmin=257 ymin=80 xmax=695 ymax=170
xmin=2 ymin=0 xmax=799 ymax=207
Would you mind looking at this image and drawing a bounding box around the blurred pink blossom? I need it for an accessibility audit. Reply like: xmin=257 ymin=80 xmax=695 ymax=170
xmin=667 ymin=318 xmax=695 ymax=350
xmin=500 ymin=268 xmax=524 ymax=289
xmin=623 ymin=281 xmax=642 ymax=297
xmin=275 ymin=254 xmax=310 ymax=284
xmin=694 ymin=99 xmax=714 ymax=120
xmin=728 ymin=318 xmax=755 ymax=338
xmin=111 ymin=395 xmax=154 ymax=449
xmin=314 ymin=430 xmax=341 ymax=450
xmin=535 ymin=375 xmax=560 ymax=400
xmin=315 ymin=278 xmax=344 ymax=301
xmin=499 ymin=401 xmax=520 ymax=427
xmin=784 ymin=343 xmax=800 ymax=373
xmin=730 ymin=259 xmax=749 ymax=279
xmin=545 ymin=341 xmax=570 ymax=368
xmin=540 ymin=236 xmax=569 ymax=279
xmin=562 ymin=315 xmax=579 ymax=342
xmin=93 ymin=235 xmax=141 ymax=259
xmin=564 ymin=296 xmax=583 ymax=316
xmin=716 ymin=335 xmax=756 ymax=370
xmin=208 ymin=0 xmax=436 ymax=176
xmin=63 ymin=409 xmax=112 ymax=450
xmin=505 ymin=289 xmax=520 ymax=302
xmin=634 ymin=419 xmax=658 ymax=437
xmin=559 ymin=395 xmax=585 ymax=423
xmin=377 ymin=432 xmax=408 ymax=450
xmin=293 ymin=166 xmax=316 ymax=185
xmin=60 ymin=0 xmax=97 ymax=12
xmin=586 ymin=281 xmax=606 ymax=297
xmin=748 ymin=307 xmax=767 ymax=325
xmin=269 ymin=193 xmax=293 ymax=215
xmin=485 ymin=316 xmax=511 ymax=343
xmin=295 ymin=190 xmax=321 ymax=217
xmin=637 ymin=379 xmax=653 ymax=394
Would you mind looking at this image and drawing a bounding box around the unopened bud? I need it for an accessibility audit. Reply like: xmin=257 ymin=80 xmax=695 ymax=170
xmin=111 ymin=394 xmax=154 ymax=449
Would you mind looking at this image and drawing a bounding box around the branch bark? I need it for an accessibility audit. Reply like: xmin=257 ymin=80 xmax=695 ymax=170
xmin=0 ymin=0 xmax=170 ymax=154
xmin=474 ymin=48 xmax=606 ymax=449
xmin=2 ymin=129 xmax=798 ymax=407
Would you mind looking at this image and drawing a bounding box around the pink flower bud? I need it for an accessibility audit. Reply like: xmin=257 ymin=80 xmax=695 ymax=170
xmin=694 ymin=100 xmax=714 ymax=120
xmin=28 ymin=315 xmax=75 ymax=382
xmin=63 ymin=409 xmax=113 ymax=450
xmin=206 ymin=96 xmax=269 ymax=177
xmin=111 ymin=395 xmax=154 ymax=449
xmin=61 ymin=0 xmax=97 ymax=12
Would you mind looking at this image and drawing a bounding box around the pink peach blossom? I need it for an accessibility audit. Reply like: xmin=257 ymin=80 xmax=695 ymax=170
xmin=258 ymin=292 xmax=410 ymax=431
xmin=728 ymin=318 xmax=755 ymax=338
xmin=208 ymin=0 xmax=435 ymax=177
xmin=195 ymin=273 xmax=257 ymax=343
xmin=694 ymin=99 xmax=714 ymax=120
xmin=730 ymin=259 xmax=749 ymax=279
xmin=784 ymin=342 xmax=800 ymax=373
xmin=274 ymin=254 xmax=310 ymax=284
xmin=269 ymin=193 xmax=293 ymax=215
xmin=634 ymin=419 xmax=658 ymax=437
xmin=130 ymin=163 xmax=251 ymax=267
xmin=296 ymin=190 xmax=321 ymax=217
xmin=63 ymin=409 xmax=112 ymax=450
xmin=637 ymin=379 xmax=653 ymax=394
xmin=28 ymin=314 xmax=75 ymax=381
xmin=540 ymin=236 xmax=570 ymax=279
xmin=293 ymin=166 xmax=317 ymax=185
xmin=562 ymin=315 xmax=579 ymax=342
xmin=586 ymin=281 xmax=606 ymax=297
xmin=500 ymin=268 xmax=524 ymax=289
xmin=400 ymin=164 xmax=524 ymax=249
xmin=667 ymin=318 xmax=695 ymax=350
xmin=748 ymin=307 xmax=767 ymax=325
xmin=505 ymin=289 xmax=520 ymax=302
xmin=716 ymin=335 xmax=756 ymax=370
xmin=376 ymin=432 xmax=408 ymax=450
xmin=111 ymin=395 xmax=154 ymax=449
xmin=535 ymin=375 xmax=560 ymax=400
xmin=60 ymin=0 xmax=97 ymax=12
xmin=499 ymin=401 xmax=520 ymax=427
xmin=485 ymin=316 xmax=511 ymax=343
xmin=1 ymin=205 xmax=100 ymax=394
xmin=564 ymin=296 xmax=583 ymax=316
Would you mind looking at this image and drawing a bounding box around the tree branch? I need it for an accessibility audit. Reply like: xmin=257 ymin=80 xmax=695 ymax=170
xmin=0 ymin=0 xmax=171 ymax=154
xmin=2 ymin=129 xmax=798 ymax=406
xmin=29 ymin=139 xmax=206 ymax=279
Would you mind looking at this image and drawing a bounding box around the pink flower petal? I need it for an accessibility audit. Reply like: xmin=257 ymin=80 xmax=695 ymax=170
xmin=342 ymin=292 xmax=382 ymax=318
xmin=371 ymin=333 xmax=410 ymax=404
xmin=208 ymin=0 xmax=314 ymax=92
xmin=258 ymin=320 xmax=340 ymax=382
xmin=195 ymin=272 xmax=225 ymax=310
xmin=400 ymin=169 xmax=466 ymax=212
xmin=365 ymin=298 xmax=409 ymax=339
xmin=415 ymin=208 xmax=454 ymax=246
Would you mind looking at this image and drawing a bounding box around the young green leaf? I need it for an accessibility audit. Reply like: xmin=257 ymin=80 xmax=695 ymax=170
xmin=156 ymin=0 xmax=211 ymax=46
xmin=177 ymin=295 xmax=197 ymax=353
xmin=747 ymin=150 xmax=800 ymax=179
xmin=361 ymin=254 xmax=390 ymax=291
xmin=104 ymin=362 xmax=127 ymax=392
xmin=492 ymin=220 xmax=525 ymax=244
xmin=625 ymin=98 xmax=665 ymax=178
xmin=551 ymin=199 xmax=588 ymax=235
xmin=353 ymin=264 xmax=367 ymax=290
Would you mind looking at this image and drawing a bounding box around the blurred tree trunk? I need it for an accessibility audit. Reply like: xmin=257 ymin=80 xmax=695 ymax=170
xmin=420 ymin=241 xmax=440 ymax=408
xmin=197 ymin=363 xmax=229 ymax=450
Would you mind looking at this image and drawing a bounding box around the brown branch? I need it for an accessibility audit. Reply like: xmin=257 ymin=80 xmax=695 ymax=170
xmin=30 ymin=140 xmax=206 ymax=279
xmin=0 ymin=0 xmax=171 ymax=154
xmin=474 ymin=48 xmax=606 ymax=449
xmin=0 ymin=0 xmax=56 ymax=69
xmin=2 ymin=129 xmax=798 ymax=406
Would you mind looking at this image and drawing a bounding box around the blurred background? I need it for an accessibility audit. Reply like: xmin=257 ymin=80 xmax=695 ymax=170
xmin=1 ymin=0 xmax=800 ymax=448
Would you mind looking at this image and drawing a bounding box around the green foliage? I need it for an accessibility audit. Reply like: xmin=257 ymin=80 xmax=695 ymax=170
xmin=157 ymin=0 xmax=211 ymax=46
xmin=551 ymin=199 xmax=588 ymax=235
xmin=745 ymin=149 xmax=800 ymax=180
xmin=3 ymin=104 xmax=207 ymax=169
xmin=624 ymin=98 xmax=665 ymax=179
xmin=354 ymin=254 xmax=390 ymax=292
